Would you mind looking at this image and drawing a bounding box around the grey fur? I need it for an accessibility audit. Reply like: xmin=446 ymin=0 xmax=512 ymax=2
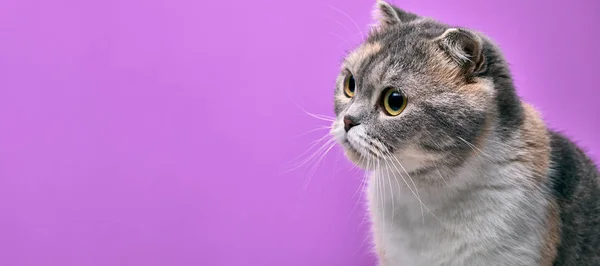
xmin=330 ymin=1 xmax=600 ymax=265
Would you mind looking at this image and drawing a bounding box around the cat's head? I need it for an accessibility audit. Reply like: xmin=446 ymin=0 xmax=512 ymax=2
xmin=331 ymin=1 xmax=520 ymax=175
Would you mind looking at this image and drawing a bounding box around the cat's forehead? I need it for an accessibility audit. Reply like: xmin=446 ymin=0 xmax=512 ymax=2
xmin=343 ymin=42 xmax=383 ymax=71
xmin=343 ymin=24 xmax=441 ymax=73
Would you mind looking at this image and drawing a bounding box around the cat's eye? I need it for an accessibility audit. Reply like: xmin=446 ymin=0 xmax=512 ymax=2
xmin=343 ymin=74 xmax=356 ymax=98
xmin=381 ymin=88 xmax=407 ymax=116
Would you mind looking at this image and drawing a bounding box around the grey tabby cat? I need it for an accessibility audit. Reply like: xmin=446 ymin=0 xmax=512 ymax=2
xmin=329 ymin=1 xmax=600 ymax=265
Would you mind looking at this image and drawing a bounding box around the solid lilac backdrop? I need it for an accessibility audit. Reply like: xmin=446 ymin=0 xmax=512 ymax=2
xmin=0 ymin=0 xmax=599 ymax=265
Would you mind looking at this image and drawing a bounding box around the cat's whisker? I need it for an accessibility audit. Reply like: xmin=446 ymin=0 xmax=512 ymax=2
xmin=303 ymin=140 xmax=337 ymax=189
xmin=292 ymin=101 xmax=335 ymax=122
xmin=376 ymin=157 xmax=385 ymax=237
xmin=329 ymin=32 xmax=347 ymax=42
xmin=311 ymin=115 xmax=335 ymax=122
xmin=457 ymin=136 xmax=491 ymax=159
xmin=288 ymin=134 xmax=333 ymax=168
xmin=325 ymin=4 xmax=365 ymax=38
xmin=321 ymin=13 xmax=356 ymax=39
xmin=351 ymin=154 xmax=369 ymax=199
xmin=332 ymin=148 xmax=345 ymax=174
xmin=356 ymin=156 xmax=373 ymax=228
xmin=435 ymin=165 xmax=452 ymax=188
xmin=364 ymin=141 xmax=385 ymax=159
xmin=335 ymin=39 xmax=353 ymax=51
xmin=346 ymin=154 xmax=371 ymax=225
xmin=387 ymin=151 xmax=423 ymax=219
xmin=383 ymin=150 xmax=440 ymax=223
xmin=382 ymin=159 xmax=396 ymax=222
xmin=285 ymin=134 xmax=334 ymax=173
xmin=291 ymin=125 xmax=332 ymax=138
xmin=354 ymin=157 xmax=374 ymax=256
xmin=300 ymin=109 xmax=335 ymax=122
xmin=346 ymin=180 xmax=367 ymax=224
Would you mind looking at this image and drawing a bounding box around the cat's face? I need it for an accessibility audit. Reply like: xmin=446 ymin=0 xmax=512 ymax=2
xmin=331 ymin=1 xmax=494 ymax=174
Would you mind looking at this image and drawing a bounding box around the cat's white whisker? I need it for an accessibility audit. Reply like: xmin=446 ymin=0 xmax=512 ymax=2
xmin=376 ymin=158 xmax=385 ymax=238
xmin=351 ymin=154 xmax=368 ymax=199
xmin=346 ymin=154 xmax=371 ymax=225
xmin=292 ymin=125 xmax=332 ymax=138
xmin=383 ymin=150 xmax=440 ymax=223
xmin=382 ymin=159 xmax=395 ymax=222
xmin=294 ymin=104 xmax=335 ymax=122
xmin=387 ymin=151 xmax=424 ymax=222
xmin=325 ymin=4 xmax=365 ymax=38
xmin=322 ymin=13 xmax=357 ymax=39
xmin=354 ymin=155 xmax=375 ymax=256
xmin=285 ymin=134 xmax=334 ymax=173
xmin=303 ymin=140 xmax=337 ymax=189
xmin=457 ymin=136 xmax=491 ymax=159
xmin=435 ymin=166 xmax=451 ymax=188
xmin=328 ymin=32 xmax=347 ymax=42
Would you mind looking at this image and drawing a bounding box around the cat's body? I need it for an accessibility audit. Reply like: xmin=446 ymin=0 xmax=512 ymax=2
xmin=329 ymin=1 xmax=600 ymax=265
xmin=369 ymin=130 xmax=598 ymax=266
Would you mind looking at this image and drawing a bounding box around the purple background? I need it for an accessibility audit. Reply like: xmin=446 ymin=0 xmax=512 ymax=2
xmin=0 ymin=0 xmax=599 ymax=265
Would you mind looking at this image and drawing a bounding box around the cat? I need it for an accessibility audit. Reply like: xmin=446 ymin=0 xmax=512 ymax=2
xmin=329 ymin=1 xmax=600 ymax=265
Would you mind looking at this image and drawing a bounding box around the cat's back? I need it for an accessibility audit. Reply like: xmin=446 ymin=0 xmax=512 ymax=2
xmin=547 ymin=131 xmax=600 ymax=265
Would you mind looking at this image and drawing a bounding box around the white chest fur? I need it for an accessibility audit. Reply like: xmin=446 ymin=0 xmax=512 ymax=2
xmin=367 ymin=160 xmax=549 ymax=266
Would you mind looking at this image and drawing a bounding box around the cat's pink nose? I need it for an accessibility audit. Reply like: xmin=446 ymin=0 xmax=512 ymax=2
xmin=343 ymin=115 xmax=359 ymax=132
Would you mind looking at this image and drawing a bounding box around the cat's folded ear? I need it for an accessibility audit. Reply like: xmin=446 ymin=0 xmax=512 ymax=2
xmin=435 ymin=28 xmax=486 ymax=77
xmin=371 ymin=0 xmax=419 ymax=31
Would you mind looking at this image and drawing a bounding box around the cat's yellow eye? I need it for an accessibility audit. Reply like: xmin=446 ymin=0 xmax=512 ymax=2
xmin=343 ymin=74 xmax=356 ymax=98
xmin=382 ymin=88 xmax=407 ymax=116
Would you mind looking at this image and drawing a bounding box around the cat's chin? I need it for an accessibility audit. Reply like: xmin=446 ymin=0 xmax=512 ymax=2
xmin=342 ymin=142 xmax=441 ymax=174
xmin=342 ymin=146 xmax=378 ymax=171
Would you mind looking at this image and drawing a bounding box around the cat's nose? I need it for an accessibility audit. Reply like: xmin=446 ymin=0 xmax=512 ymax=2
xmin=343 ymin=115 xmax=360 ymax=132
